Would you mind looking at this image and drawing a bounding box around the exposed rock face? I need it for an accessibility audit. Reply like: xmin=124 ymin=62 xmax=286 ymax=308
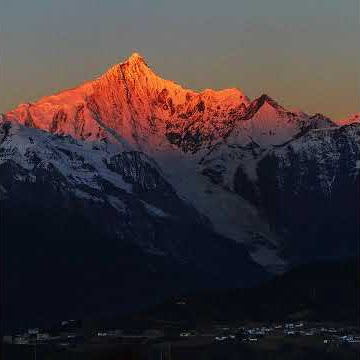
xmin=256 ymin=124 xmax=360 ymax=262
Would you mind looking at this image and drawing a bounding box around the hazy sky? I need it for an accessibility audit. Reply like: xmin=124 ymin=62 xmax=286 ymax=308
xmin=1 ymin=0 xmax=359 ymax=119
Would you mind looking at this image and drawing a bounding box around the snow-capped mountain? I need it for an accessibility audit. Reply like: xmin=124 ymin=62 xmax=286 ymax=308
xmin=3 ymin=53 xmax=358 ymax=271
xmin=5 ymin=53 xmax=339 ymax=156
xmin=5 ymin=53 xmax=250 ymax=154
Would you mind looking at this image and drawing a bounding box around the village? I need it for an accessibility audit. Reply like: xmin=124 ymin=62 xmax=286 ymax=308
xmin=3 ymin=319 xmax=359 ymax=356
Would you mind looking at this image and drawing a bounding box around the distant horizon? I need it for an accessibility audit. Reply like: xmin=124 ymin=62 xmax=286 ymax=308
xmin=1 ymin=0 xmax=359 ymax=120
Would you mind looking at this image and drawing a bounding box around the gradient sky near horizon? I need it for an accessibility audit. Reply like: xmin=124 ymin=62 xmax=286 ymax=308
xmin=1 ymin=0 xmax=359 ymax=119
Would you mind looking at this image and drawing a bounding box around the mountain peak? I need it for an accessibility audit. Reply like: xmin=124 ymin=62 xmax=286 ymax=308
xmin=127 ymin=52 xmax=145 ymax=62
xmin=310 ymin=113 xmax=332 ymax=121
xmin=257 ymin=94 xmax=284 ymax=110
xmin=100 ymin=52 xmax=151 ymax=82
xmin=241 ymin=94 xmax=285 ymax=120
xmin=122 ymin=52 xmax=148 ymax=68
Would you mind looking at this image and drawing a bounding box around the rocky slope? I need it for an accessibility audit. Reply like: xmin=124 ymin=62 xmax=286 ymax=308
xmin=256 ymin=124 xmax=360 ymax=261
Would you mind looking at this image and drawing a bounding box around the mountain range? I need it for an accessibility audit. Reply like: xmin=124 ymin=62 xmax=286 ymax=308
xmin=1 ymin=53 xmax=359 ymax=329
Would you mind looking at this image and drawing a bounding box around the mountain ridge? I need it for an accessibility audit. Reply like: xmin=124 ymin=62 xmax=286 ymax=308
xmin=5 ymin=53 xmax=250 ymax=152
xmin=2 ymin=53 xmax=359 ymax=271
xmin=6 ymin=53 xmax=357 ymax=139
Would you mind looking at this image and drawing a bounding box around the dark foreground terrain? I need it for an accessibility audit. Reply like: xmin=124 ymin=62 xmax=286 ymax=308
xmin=139 ymin=258 xmax=359 ymax=324
xmin=3 ymin=334 xmax=359 ymax=360
xmin=3 ymin=259 xmax=359 ymax=359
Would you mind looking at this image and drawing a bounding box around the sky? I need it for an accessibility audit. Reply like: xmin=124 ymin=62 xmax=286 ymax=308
xmin=1 ymin=0 xmax=359 ymax=120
